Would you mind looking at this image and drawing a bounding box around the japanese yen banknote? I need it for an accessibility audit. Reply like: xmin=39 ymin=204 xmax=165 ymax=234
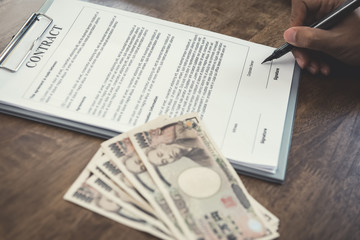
xmin=64 ymin=113 xmax=279 ymax=239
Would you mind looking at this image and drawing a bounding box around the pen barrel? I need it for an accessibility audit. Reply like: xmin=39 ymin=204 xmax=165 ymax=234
xmin=277 ymin=43 xmax=293 ymax=53
xmin=274 ymin=43 xmax=293 ymax=57
xmin=310 ymin=0 xmax=360 ymax=29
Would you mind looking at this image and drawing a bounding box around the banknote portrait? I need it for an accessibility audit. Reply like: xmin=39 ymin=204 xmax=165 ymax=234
xmin=141 ymin=120 xmax=212 ymax=168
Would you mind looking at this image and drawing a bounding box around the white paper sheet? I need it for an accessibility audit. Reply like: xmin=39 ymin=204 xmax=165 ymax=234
xmin=0 ymin=0 xmax=296 ymax=173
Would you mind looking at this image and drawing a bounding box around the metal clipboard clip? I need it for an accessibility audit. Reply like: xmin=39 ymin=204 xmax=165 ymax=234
xmin=0 ymin=13 xmax=53 ymax=72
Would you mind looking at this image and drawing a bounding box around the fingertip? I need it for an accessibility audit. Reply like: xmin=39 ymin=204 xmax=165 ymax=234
xmin=307 ymin=62 xmax=319 ymax=75
xmin=292 ymin=49 xmax=308 ymax=69
xmin=320 ymin=64 xmax=331 ymax=76
xmin=295 ymin=57 xmax=305 ymax=69
xmin=284 ymin=28 xmax=297 ymax=45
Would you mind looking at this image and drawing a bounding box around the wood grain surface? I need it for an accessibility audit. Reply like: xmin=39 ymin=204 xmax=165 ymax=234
xmin=1 ymin=0 xmax=359 ymax=239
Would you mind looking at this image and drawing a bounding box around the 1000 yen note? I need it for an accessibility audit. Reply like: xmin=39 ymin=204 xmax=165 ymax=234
xmin=102 ymin=133 xmax=186 ymax=240
xmin=87 ymin=149 xmax=154 ymax=213
xmin=63 ymin=169 xmax=173 ymax=240
xmin=85 ymin=171 xmax=172 ymax=236
xmin=129 ymin=113 xmax=278 ymax=240
xmin=250 ymin=197 xmax=279 ymax=231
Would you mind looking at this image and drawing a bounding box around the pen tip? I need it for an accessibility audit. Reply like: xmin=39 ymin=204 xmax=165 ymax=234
xmin=261 ymin=56 xmax=272 ymax=64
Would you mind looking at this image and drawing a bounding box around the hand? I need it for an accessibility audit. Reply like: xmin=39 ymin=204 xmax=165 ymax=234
xmin=283 ymin=0 xmax=360 ymax=75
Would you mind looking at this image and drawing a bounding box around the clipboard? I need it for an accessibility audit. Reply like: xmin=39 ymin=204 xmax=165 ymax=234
xmin=0 ymin=4 xmax=54 ymax=72
xmin=0 ymin=0 xmax=301 ymax=183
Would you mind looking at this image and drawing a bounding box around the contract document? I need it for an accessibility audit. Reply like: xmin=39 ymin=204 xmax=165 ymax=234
xmin=0 ymin=0 xmax=300 ymax=182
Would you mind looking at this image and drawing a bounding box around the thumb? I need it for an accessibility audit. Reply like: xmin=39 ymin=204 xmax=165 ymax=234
xmin=284 ymin=27 xmax=335 ymax=53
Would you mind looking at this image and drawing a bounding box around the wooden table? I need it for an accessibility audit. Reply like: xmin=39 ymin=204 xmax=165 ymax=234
xmin=1 ymin=0 xmax=359 ymax=239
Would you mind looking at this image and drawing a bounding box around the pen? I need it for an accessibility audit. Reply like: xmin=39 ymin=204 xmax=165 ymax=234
xmin=262 ymin=0 xmax=360 ymax=64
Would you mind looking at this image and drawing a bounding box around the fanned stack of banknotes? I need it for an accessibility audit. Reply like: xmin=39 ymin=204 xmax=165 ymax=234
xmin=64 ymin=113 xmax=280 ymax=240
